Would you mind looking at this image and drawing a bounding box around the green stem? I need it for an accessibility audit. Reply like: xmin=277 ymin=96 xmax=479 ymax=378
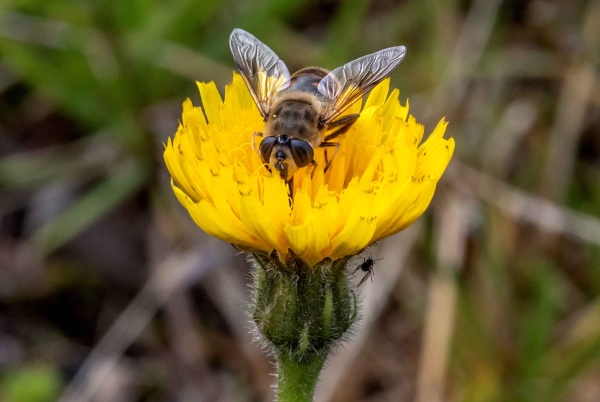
xmin=277 ymin=352 xmax=326 ymax=402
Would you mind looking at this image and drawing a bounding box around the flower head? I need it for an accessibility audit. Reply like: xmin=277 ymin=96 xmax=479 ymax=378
xmin=164 ymin=73 xmax=454 ymax=266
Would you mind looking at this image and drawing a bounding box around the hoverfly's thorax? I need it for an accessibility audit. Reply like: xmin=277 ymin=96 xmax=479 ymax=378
xmin=288 ymin=67 xmax=329 ymax=96
xmin=266 ymin=99 xmax=319 ymax=140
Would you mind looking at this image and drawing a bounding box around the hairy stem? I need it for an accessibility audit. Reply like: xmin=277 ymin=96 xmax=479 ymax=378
xmin=277 ymin=352 xmax=326 ymax=402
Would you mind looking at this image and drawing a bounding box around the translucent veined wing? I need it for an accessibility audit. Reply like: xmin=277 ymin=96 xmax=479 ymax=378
xmin=229 ymin=29 xmax=291 ymax=118
xmin=317 ymin=46 xmax=407 ymax=124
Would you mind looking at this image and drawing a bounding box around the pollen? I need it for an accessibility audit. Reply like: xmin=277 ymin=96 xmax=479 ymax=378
xmin=164 ymin=73 xmax=455 ymax=267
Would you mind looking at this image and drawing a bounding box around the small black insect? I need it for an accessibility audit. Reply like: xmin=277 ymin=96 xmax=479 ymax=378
xmin=353 ymin=256 xmax=383 ymax=287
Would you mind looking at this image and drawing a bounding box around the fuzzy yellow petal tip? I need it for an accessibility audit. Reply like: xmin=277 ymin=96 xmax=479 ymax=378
xmin=164 ymin=73 xmax=454 ymax=267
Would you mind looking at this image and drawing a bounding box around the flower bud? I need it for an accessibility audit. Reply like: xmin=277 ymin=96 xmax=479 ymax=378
xmin=250 ymin=253 xmax=357 ymax=361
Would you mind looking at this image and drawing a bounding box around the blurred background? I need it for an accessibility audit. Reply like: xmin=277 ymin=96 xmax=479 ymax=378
xmin=0 ymin=0 xmax=599 ymax=401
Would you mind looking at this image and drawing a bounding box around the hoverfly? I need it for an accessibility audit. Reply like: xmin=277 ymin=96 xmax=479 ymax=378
xmin=229 ymin=29 xmax=406 ymax=182
xmin=354 ymin=255 xmax=383 ymax=287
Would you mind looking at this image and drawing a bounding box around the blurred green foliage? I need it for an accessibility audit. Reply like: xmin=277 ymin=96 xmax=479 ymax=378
xmin=1 ymin=365 xmax=62 ymax=402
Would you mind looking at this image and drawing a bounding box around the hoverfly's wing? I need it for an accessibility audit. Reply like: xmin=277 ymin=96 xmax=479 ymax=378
xmin=229 ymin=29 xmax=291 ymax=118
xmin=317 ymin=46 xmax=406 ymax=124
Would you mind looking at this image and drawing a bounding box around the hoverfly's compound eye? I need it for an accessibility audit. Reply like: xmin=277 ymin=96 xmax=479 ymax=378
xmin=290 ymin=139 xmax=314 ymax=167
xmin=258 ymin=136 xmax=277 ymax=163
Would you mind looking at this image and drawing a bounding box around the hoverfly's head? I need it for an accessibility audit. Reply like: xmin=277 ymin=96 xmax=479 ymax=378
xmin=258 ymin=135 xmax=314 ymax=181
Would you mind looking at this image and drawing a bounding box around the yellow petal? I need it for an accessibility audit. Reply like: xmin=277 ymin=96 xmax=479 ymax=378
xmin=239 ymin=184 xmax=288 ymax=252
xmin=330 ymin=187 xmax=377 ymax=258
xmin=197 ymin=81 xmax=224 ymax=128
xmin=173 ymin=184 xmax=264 ymax=250
xmin=285 ymin=191 xmax=333 ymax=266
xmin=363 ymin=78 xmax=390 ymax=110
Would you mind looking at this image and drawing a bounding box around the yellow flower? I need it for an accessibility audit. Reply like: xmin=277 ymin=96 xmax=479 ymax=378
xmin=164 ymin=73 xmax=454 ymax=266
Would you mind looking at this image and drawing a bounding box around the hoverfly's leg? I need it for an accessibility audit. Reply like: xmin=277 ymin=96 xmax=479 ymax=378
xmin=327 ymin=113 xmax=360 ymax=129
xmin=251 ymin=132 xmax=264 ymax=151
xmin=324 ymin=114 xmax=360 ymax=142
xmin=287 ymin=176 xmax=294 ymax=203
xmin=309 ymin=160 xmax=319 ymax=179
xmin=319 ymin=141 xmax=340 ymax=173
